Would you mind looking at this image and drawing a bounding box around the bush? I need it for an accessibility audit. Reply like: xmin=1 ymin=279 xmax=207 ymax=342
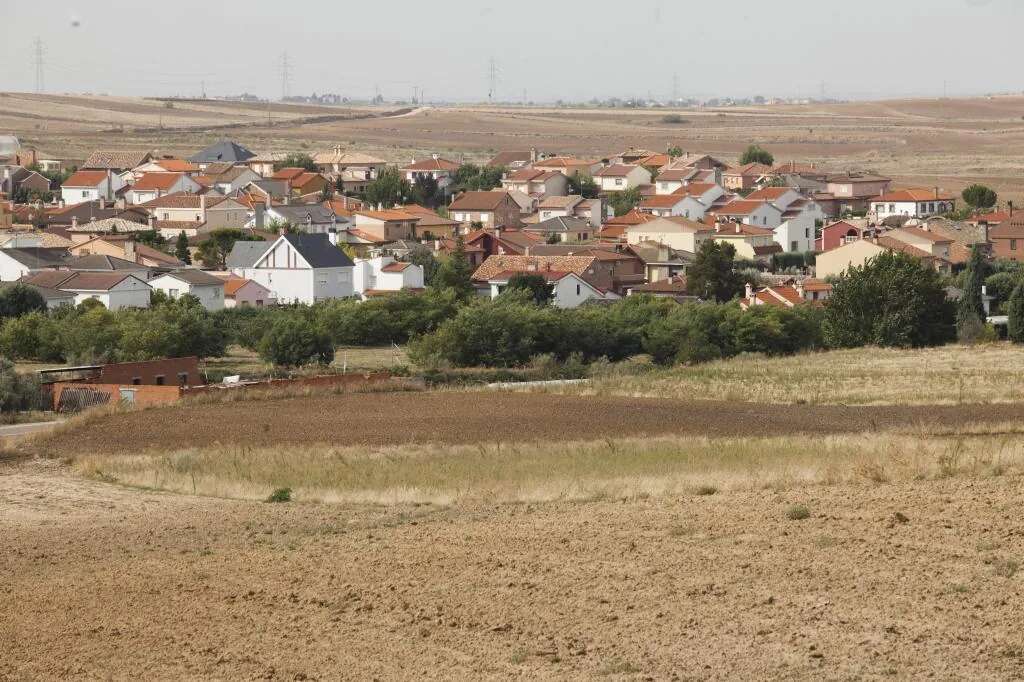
xmin=0 ymin=358 xmax=46 ymax=413
xmin=786 ymin=504 xmax=811 ymax=521
xmin=660 ymin=114 xmax=687 ymax=125
xmin=1009 ymin=283 xmax=1024 ymax=343
xmin=258 ymin=317 xmax=333 ymax=368
xmin=985 ymin=272 xmax=1019 ymax=312
xmin=265 ymin=487 xmax=292 ymax=503
xmin=0 ymin=284 xmax=47 ymax=319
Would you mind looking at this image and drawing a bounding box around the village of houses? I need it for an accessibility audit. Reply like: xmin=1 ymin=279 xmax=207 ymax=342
xmin=0 ymin=133 xmax=1014 ymax=315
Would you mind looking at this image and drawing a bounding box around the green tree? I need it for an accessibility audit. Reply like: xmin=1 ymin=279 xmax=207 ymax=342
xmin=364 ymin=167 xmax=411 ymax=208
xmin=175 ymin=231 xmax=192 ymax=265
xmin=0 ymin=284 xmax=47 ymax=319
xmin=407 ymin=246 xmax=440 ymax=285
xmin=666 ymin=146 xmax=683 ymax=158
xmin=956 ymin=245 xmax=989 ymax=337
xmin=504 ymin=273 xmax=553 ymax=306
xmin=740 ymin=144 xmax=774 ymax=166
xmin=1008 ymin=282 xmax=1024 ymax=343
xmin=567 ymin=174 xmax=600 ymax=199
xmin=686 ymin=240 xmax=745 ymax=302
xmin=961 ymin=184 xmax=997 ymax=210
xmin=0 ymin=358 xmax=45 ymax=413
xmin=273 ymin=153 xmax=317 ymax=172
xmin=431 ymin=235 xmax=475 ymax=300
xmin=822 ymin=250 xmax=955 ymax=348
xmin=608 ymin=187 xmax=642 ymax=216
xmin=985 ymin=271 xmax=1019 ymax=312
xmin=258 ymin=316 xmax=333 ymax=367
xmin=451 ymin=164 xmax=505 ymax=192
xmin=197 ymin=229 xmax=263 ymax=269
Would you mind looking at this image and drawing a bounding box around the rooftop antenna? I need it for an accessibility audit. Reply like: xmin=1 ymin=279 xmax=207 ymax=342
xmin=280 ymin=52 xmax=291 ymax=101
xmin=672 ymin=72 xmax=679 ymax=102
xmin=488 ymin=57 xmax=498 ymax=102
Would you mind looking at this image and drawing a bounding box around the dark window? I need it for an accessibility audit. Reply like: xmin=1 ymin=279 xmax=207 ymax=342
xmin=1012 ymin=240 xmax=1018 ymax=251
xmin=155 ymin=375 xmax=165 ymax=386
xmin=131 ymin=377 xmax=141 ymax=385
xmin=177 ymin=372 xmax=189 ymax=387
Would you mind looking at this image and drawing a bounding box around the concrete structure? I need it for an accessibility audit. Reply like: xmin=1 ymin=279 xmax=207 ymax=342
xmin=149 ymin=269 xmax=226 ymax=310
xmin=352 ymin=256 xmax=425 ymax=300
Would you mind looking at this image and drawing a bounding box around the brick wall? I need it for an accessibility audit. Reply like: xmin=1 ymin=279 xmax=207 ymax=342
xmin=51 ymin=383 xmax=183 ymax=411
xmin=99 ymin=357 xmax=201 ymax=387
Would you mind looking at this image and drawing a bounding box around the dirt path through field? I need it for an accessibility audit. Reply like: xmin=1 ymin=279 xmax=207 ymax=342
xmin=3 ymin=459 xmax=1024 ymax=679
xmin=29 ymin=392 xmax=1024 ymax=456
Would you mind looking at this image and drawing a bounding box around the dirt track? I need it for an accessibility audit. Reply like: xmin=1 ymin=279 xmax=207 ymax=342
xmin=30 ymin=391 xmax=1024 ymax=457
xmin=4 ymin=459 xmax=1024 ymax=680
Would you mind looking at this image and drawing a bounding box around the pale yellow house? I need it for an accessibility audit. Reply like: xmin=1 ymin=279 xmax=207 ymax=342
xmin=884 ymin=226 xmax=952 ymax=259
xmin=625 ymin=216 xmax=712 ymax=254
xmin=815 ymin=236 xmax=951 ymax=279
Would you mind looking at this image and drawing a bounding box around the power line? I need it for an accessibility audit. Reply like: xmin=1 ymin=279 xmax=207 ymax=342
xmin=33 ymin=37 xmax=44 ymax=93
xmin=488 ymin=57 xmax=498 ymax=102
xmin=280 ymin=52 xmax=291 ymax=101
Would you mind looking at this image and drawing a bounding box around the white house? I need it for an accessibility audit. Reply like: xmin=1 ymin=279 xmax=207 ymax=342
xmin=60 ymin=170 xmax=124 ymax=206
xmin=0 ymin=246 xmax=70 ymax=281
xmin=870 ymin=188 xmax=956 ymax=220
xmin=221 ymin=277 xmax=276 ymax=308
xmin=227 ymin=233 xmax=354 ymax=304
xmin=593 ymin=164 xmax=652 ymax=192
xmin=401 ymin=155 xmax=460 ymax=193
xmin=249 ymin=203 xmax=344 ymax=234
xmin=149 ymin=269 xmax=226 ymax=311
xmin=352 ymin=256 xmax=425 ymax=300
xmin=715 ymin=199 xmax=784 ymax=228
xmin=22 ymin=271 xmax=151 ymax=310
xmin=485 ymin=270 xmax=614 ymax=308
xmin=126 ymin=172 xmax=202 ymax=205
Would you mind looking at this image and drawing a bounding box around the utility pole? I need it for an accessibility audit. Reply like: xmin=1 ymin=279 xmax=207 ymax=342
xmin=280 ymin=52 xmax=291 ymax=101
xmin=33 ymin=37 xmax=44 ymax=93
xmin=488 ymin=57 xmax=498 ymax=102
xmin=819 ymin=80 xmax=826 ymax=101
xmin=672 ymin=72 xmax=679 ymax=102
xmin=201 ymin=80 xmax=207 ymax=99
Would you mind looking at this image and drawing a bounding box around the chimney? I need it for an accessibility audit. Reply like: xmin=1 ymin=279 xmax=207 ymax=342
xmin=106 ymin=169 xmax=113 ymax=199
xmin=1010 ymin=201 xmax=1014 ymax=218
xmin=494 ymin=225 xmax=502 ymax=243
xmin=745 ymin=282 xmax=754 ymax=299
xmin=327 ymin=228 xmax=338 ymax=246
xmin=432 ymin=153 xmax=439 ymax=160
xmin=255 ymin=201 xmax=266 ymax=230
xmin=530 ymin=146 xmax=538 ymax=163
xmin=796 ymin=280 xmax=805 ymax=299
xmin=148 ymin=215 xmax=155 ymax=229
xmin=99 ymin=197 xmax=107 ymax=210
xmin=200 ymin=194 xmax=206 ymax=214
xmin=71 ymin=216 xmax=78 ymax=230
xmin=934 ymin=186 xmax=939 ymax=199
xmin=124 ymin=237 xmax=136 ymax=262
xmin=735 ymin=223 xmax=741 ymax=234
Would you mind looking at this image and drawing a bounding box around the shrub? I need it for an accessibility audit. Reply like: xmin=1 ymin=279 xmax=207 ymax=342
xmin=660 ymin=114 xmax=687 ymax=125
xmin=0 ymin=284 xmax=47 ymax=318
xmin=786 ymin=504 xmax=811 ymax=521
xmin=258 ymin=317 xmax=333 ymax=368
xmin=1009 ymin=283 xmax=1024 ymax=343
xmin=0 ymin=358 xmax=46 ymax=413
xmin=265 ymin=487 xmax=293 ymax=503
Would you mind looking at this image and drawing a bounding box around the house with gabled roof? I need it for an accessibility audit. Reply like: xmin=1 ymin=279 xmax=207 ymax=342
xmin=402 ymin=155 xmax=460 ymax=192
xmin=313 ymin=147 xmax=386 ymax=179
xmin=531 ymin=157 xmax=602 ymax=178
xmin=487 ymin=149 xmax=538 ymax=169
xmin=353 ymin=210 xmax=421 ymax=242
xmin=625 ymin=216 xmax=712 ymax=254
xmin=464 ymin=226 xmax=543 ymax=257
xmin=449 ymin=191 xmax=523 ymax=228
xmin=870 ymin=188 xmax=956 ymax=220
xmin=22 ymin=271 xmax=152 ymax=309
xmin=471 ymin=254 xmax=617 ymax=307
xmin=61 ymin=170 xmax=125 ymax=206
xmin=537 ymin=195 xmax=604 ymax=229
xmin=593 ymin=164 xmax=652 ymax=192
xmin=0 ymin=246 xmax=71 ymax=281
xmin=522 ymin=216 xmax=594 ymax=243
xmin=815 ymin=236 xmax=951 ymax=278
xmin=501 ymin=167 xmax=570 ymax=199
xmin=885 ymin=225 xmax=953 ymax=260
xmin=271 ymin=168 xmax=330 ymax=197
xmin=149 ymin=269 xmax=226 ymax=310
xmin=722 ymin=163 xmax=772 ymax=191
xmin=188 ymin=141 xmax=256 ymax=169
xmin=69 ymin=235 xmax=182 ymax=270
xmin=525 ymin=243 xmax=646 ymax=294
xmin=227 ymin=232 xmax=354 ymax=304
xmin=83 ymin=150 xmax=153 ymax=172
xmin=711 ymin=222 xmax=781 ymax=260
xmin=739 ymin=279 xmax=832 ymax=310
xmin=714 ymin=199 xmax=784 ymax=228
xmin=396 ymin=204 xmax=459 ymax=239
xmin=127 ymin=172 xmax=201 ymax=205
xmin=219 ymin=276 xmax=276 ymax=308
xmin=352 ymin=256 xmax=425 ymax=300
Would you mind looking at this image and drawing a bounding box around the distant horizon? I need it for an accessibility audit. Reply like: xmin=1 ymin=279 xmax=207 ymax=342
xmin=1 ymin=0 xmax=1019 ymax=103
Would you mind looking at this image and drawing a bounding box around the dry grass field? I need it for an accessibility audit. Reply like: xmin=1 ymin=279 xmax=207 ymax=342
xmin=6 ymin=346 xmax=1024 ymax=678
xmin=7 ymin=92 xmax=1024 ymax=200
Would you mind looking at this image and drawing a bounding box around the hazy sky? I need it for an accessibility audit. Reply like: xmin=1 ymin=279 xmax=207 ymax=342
xmin=1 ymin=0 xmax=1019 ymax=102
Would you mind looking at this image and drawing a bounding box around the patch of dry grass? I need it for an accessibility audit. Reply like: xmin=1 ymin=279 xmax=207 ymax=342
xmin=551 ymin=345 xmax=1024 ymax=406
xmin=71 ymin=425 xmax=1023 ymax=506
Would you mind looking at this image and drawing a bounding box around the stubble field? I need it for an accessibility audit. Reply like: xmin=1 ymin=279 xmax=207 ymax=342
xmin=5 ymin=346 xmax=1024 ymax=679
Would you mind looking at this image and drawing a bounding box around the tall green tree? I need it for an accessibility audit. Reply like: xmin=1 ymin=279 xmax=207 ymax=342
xmin=431 ymin=235 xmax=475 ymax=300
xmin=1008 ymin=283 xmax=1024 ymax=343
xmin=961 ymin=184 xmax=997 ymax=210
xmin=451 ymin=164 xmax=505 ymax=192
xmin=0 ymin=284 xmax=47 ymax=319
xmin=175 ymin=232 xmax=192 ymax=265
xmin=957 ymin=245 xmax=988 ymax=333
xmin=364 ymin=167 xmax=411 ymax=208
xmin=197 ymin=229 xmax=263 ymax=269
xmin=504 ymin=273 xmax=553 ymax=306
xmin=608 ymin=187 xmax=643 ymax=217
xmin=740 ymin=144 xmax=774 ymax=166
xmin=568 ymin=174 xmax=600 ymax=199
xmin=822 ymin=250 xmax=955 ymax=348
xmin=258 ymin=317 xmax=333 ymax=367
xmin=686 ymin=240 xmax=745 ymax=302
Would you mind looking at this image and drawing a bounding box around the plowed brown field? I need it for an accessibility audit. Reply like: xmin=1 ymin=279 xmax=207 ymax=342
xmin=30 ymin=391 xmax=1024 ymax=455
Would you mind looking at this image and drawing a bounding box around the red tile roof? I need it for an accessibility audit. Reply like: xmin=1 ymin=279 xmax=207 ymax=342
xmin=402 ymin=157 xmax=460 ymax=172
xmin=874 ymin=188 xmax=955 ymax=202
xmin=132 ymin=172 xmax=186 ymax=191
xmin=62 ymin=170 xmax=109 ymax=187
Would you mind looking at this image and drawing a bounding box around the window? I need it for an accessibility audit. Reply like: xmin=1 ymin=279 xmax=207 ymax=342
xmin=615 ymin=178 xmax=623 ymax=186
xmin=82 ymin=190 xmax=88 ymax=198
xmin=804 ymin=228 xmax=810 ymax=238
xmin=155 ymin=375 xmax=166 ymax=386
xmin=1011 ymin=239 xmax=1017 ymax=251
xmin=131 ymin=377 xmax=142 ymax=385
xmin=177 ymin=372 xmax=189 ymax=387
xmin=889 ymin=204 xmax=895 ymax=212
xmin=168 ymin=288 xmax=178 ymax=298
xmin=791 ymin=241 xmax=798 ymax=251
xmin=576 ymin=284 xmax=581 ymax=295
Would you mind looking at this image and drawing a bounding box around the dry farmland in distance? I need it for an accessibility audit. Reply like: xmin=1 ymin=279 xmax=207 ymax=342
xmin=8 ymin=91 xmax=1024 ymax=201
xmin=7 ymin=346 xmax=1024 ymax=678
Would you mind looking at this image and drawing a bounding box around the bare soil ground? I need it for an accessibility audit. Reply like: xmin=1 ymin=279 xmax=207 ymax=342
xmin=7 ymin=93 xmax=1024 ymax=200
xmin=28 ymin=391 xmax=1024 ymax=455
xmin=4 ymin=458 xmax=1024 ymax=680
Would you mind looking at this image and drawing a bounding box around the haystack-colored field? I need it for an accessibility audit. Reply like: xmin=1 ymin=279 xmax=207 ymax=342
xmin=6 ymin=92 xmax=1024 ymax=199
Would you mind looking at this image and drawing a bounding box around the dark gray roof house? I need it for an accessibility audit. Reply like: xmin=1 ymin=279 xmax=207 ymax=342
xmin=226 ymin=241 xmax=270 ymax=269
xmin=524 ymin=216 xmax=593 ymax=234
xmin=64 ymin=254 xmax=152 ymax=274
xmin=1 ymin=247 xmax=72 ymax=270
xmin=282 ymin=233 xmax=353 ymax=268
xmin=188 ymin=141 xmax=256 ymax=164
xmin=159 ymin=268 xmax=224 ymax=286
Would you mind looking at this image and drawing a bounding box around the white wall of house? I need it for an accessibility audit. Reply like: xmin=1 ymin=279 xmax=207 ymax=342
xmin=0 ymin=252 xmax=36 ymax=281
xmin=626 ymin=219 xmax=708 ymax=253
xmin=871 ymin=199 xmax=954 ymax=220
xmin=225 ymin=280 xmax=275 ymax=308
xmin=488 ymin=273 xmax=608 ymax=308
xmin=61 ymin=174 xmax=124 ymax=207
xmin=128 ymin=176 xmax=201 ymax=205
xmin=237 ymin=239 xmax=353 ymax=304
xmin=149 ymin=275 xmax=225 ymax=311
xmin=595 ymin=166 xmax=652 ymax=192
xmin=352 ymin=257 xmax=425 ymax=298
xmin=774 ymin=220 xmax=816 ymax=253
xmin=815 ymin=239 xmax=887 ymax=279
xmin=726 ymin=204 xmax=783 ymax=228
xmin=72 ymin=277 xmax=151 ymax=310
